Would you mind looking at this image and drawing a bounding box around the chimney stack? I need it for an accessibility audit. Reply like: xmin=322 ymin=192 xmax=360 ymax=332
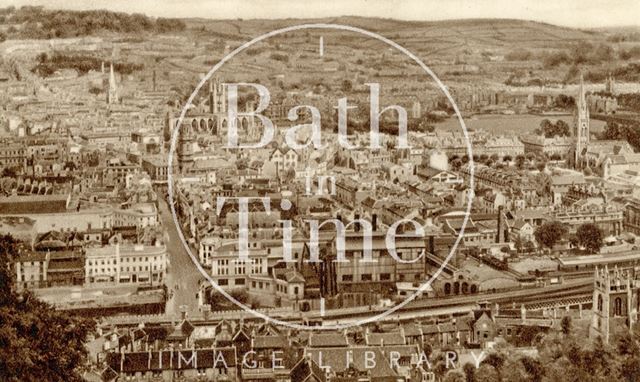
xmin=372 ymin=214 xmax=378 ymax=231
xmin=496 ymin=205 xmax=505 ymax=243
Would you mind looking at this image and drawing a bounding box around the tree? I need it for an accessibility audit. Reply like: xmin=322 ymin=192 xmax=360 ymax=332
xmin=283 ymin=167 xmax=296 ymax=182
xmin=601 ymin=121 xmax=623 ymax=140
xmin=525 ymin=152 xmax=537 ymax=162
xmin=0 ymin=235 xmax=95 ymax=381
xmin=515 ymin=154 xmax=526 ymax=169
xmin=88 ymin=86 xmax=102 ymax=95
xmin=474 ymin=364 xmax=499 ymax=382
xmin=534 ymin=221 xmax=568 ymax=250
xmin=520 ymin=356 xmax=545 ymax=382
xmin=524 ymin=240 xmax=536 ymax=254
xmin=2 ymin=166 xmax=17 ymax=177
xmin=620 ymin=356 xmax=640 ymax=382
xmin=576 ymin=223 xmax=604 ymax=253
xmin=555 ymin=94 xmax=575 ymax=109
xmin=457 ymin=319 xmax=640 ymax=382
xmin=539 ymin=119 xmax=553 ymax=136
xmin=431 ymin=352 xmax=451 ymax=379
xmin=584 ymin=166 xmax=593 ymax=176
xmin=86 ymin=151 xmax=100 ymax=167
xmin=502 ymin=357 xmax=530 ymax=381
xmin=514 ymin=236 xmax=524 ymax=253
xmin=462 ymin=362 xmax=476 ymax=382
xmin=450 ymin=158 xmax=463 ymax=171
xmin=555 ymin=120 xmax=571 ymax=136
xmin=443 ymin=370 xmax=466 ymax=382
xmin=569 ymin=234 xmax=580 ymax=248
xmin=420 ymin=122 xmax=435 ymax=133
xmin=561 ymin=316 xmax=572 ymax=336
xmin=539 ymin=119 xmax=571 ymax=138
xmin=617 ymin=331 xmax=640 ymax=356
xmin=340 ymin=79 xmax=352 ymax=93
xmin=63 ymin=161 xmax=77 ymax=171
xmin=37 ymin=52 xmax=48 ymax=63
xmin=482 ymin=352 xmax=505 ymax=371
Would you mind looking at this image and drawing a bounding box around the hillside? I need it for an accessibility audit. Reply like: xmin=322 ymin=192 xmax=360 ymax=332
xmin=183 ymin=17 xmax=640 ymax=86
xmin=3 ymin=9 xmax=640 ymax=95
xmin=185 ymin=17 xmax=606 ymax=51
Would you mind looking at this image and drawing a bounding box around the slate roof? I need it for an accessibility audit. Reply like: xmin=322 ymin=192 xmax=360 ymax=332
xmin=291 ymin=357 xmax=327 ymax=382
xmin=306 ymin=347 xmax=401 ymax=379
xmin=308 ymin=332 xmax=349 ymax=348
xmin=106 ymin=347 xmax=237 ymax=373
xmin=402 ymin=323 xmax=422 ymax=338
xmin=253 ymin=335 xmax=289 ymax=349
xmin=367 ymin=331 xmax=405 ymax=346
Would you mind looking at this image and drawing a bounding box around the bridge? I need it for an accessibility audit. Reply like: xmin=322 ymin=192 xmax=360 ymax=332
xmin=524 ymin=295 xmax=592 ymax=311
xmin=424 ymin=253 xmax=459 ymax=275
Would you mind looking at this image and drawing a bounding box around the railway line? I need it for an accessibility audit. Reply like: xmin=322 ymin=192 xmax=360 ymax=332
xmin=102 ymin=277 xmax=596 ymax=328
xmin=302 ymin=278 xmax=594 ymax=323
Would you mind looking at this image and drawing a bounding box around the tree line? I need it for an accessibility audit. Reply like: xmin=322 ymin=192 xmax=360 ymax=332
xmin=440 ymin=317 xmax=640 ymax=382
xmin=600 ymin=121 xmax=640 ymax=152
xmin=31 ymin=52 xmax=144 ymax=77
xmin=535 ymin=119 xmax=571 ymax=138
xmin=534 ymin=221 xmax=604 ymax=254
xmin=0 ymin=6 xmax=186 ymax=39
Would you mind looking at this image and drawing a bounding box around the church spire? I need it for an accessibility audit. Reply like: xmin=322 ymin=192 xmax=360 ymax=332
xmin=574 ymin=73 xmax=590 ymax=169
xmin=107 ymin=63 xmax=118 ymax=105
xmin=578 ymin=73 xmax=587 ymax=112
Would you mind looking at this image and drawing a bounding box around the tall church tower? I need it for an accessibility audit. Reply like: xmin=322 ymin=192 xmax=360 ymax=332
xmin=590 ymin=266 xmax=640 ymax=343
xmin=177 ymin=119 xmax=195 ymax=172
xmin=107 ymin=63 xmax=119 ymax=105
xmin=208 ymin=78 xmax=227 ymax=114
xmin=574 ymin=74 xmax=590 ymax=168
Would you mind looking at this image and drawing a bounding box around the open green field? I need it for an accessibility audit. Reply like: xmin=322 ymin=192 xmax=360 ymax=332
xmin=435 ymin=113 xmax=606 ymax=136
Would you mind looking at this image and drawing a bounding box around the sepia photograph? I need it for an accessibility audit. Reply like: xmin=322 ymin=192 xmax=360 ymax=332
xmin=1 ymin=0 xmax=640 ymax=381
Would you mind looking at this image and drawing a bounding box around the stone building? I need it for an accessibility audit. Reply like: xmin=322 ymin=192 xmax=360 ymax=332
xmin=590 ymin=266 xmax=640 ymax=343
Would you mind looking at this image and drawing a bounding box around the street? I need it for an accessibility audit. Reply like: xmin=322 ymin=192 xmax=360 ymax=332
xmin=158 ymin=196 xmax=204 ymax=317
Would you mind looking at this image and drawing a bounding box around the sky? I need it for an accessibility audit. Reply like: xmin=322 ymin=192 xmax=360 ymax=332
xmin=2 ymin=0 xmax=640 ymax=28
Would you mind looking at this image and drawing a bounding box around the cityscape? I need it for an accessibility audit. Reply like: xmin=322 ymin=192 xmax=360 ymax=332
xmin=2 ymin=2 xmax=640 ymax=381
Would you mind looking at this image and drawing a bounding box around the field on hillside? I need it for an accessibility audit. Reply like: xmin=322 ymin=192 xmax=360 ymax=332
xmin=435 ymin=113 xmax=606 ymax=136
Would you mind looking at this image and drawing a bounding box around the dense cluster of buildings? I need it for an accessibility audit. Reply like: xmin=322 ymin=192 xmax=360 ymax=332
xmin=4 ymin=25 xmax=640 ymax=382
xmin=0 ymin=58 xmax=171 ymax=310
xmin=93 ymin=301 xmax=558 ymax=382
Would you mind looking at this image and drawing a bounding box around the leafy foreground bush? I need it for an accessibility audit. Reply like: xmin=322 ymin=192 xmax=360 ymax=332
xmin=0 ymin=235 xmax=95 ymax=382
